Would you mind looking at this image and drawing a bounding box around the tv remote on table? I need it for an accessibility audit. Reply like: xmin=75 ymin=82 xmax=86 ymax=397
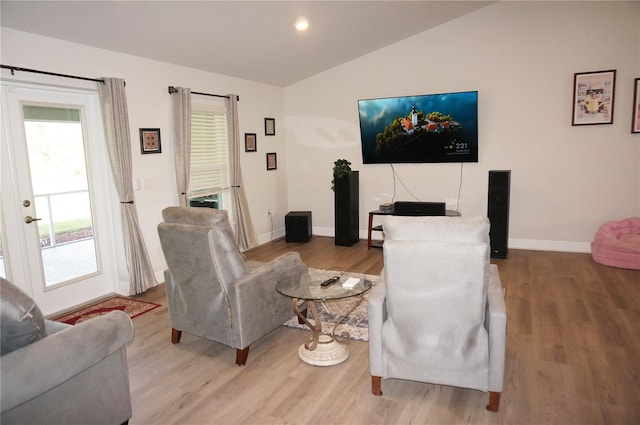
xmin=320 ymin=276 xmax=340 ymax=287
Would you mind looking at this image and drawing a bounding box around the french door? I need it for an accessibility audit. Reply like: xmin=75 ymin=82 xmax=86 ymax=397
xmin=1 ymin=82 xmax=118 ymax=315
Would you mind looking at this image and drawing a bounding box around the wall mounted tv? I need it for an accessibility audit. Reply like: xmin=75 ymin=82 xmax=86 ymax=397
xmin=358 ymin=90 xmax=478 ymax=164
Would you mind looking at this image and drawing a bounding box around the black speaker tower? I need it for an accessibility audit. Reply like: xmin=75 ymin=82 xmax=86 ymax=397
xmin=334 ymin=171 xmax=359 ymax=246
xmin=487 ymin=170 xmax=511 ymax=258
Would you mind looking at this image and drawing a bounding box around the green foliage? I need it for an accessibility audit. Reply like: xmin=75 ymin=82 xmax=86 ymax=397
xmin=426 ymin=111 xmax=452 ymax=122
xmin=331 ymin=159 xmax=352 ymax=191
xmin=375 ymin=109 xmax=455 ymax=153
xmin=38 ymin=217 xmax=92 ymax=238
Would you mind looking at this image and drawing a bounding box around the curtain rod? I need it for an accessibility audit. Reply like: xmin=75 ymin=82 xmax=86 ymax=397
xmin=168 ymin=86 xmax=239 ymax=101
xmin=1 ymin=64 xmax=105 ymax=84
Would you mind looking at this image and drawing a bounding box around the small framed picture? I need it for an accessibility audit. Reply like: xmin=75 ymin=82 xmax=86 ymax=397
xmin=572 ymin=69 xmax=616 ymax=126
xmin=266 ymin=152 xmax=277 ymax=170
xmin=632 ymin=78 xmax=640 ymax=134
xmin=139 ymin=128 xmax=162 ymax=154
xmin=245 ymin=133 xmax=257 ymax=152
xmin=264 ymin=117 xmax=275 ymax=136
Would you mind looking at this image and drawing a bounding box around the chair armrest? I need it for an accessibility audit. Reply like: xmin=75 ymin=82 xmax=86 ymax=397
xmin=229 ymin=252 xmax=307 ymax=348
xmin=1 ymin=310 xmax=134 ymax=411
xmin=44 ymin=319 xmax=72 ymax=335
xmin=486 ymin=264 xmax=507 ymax=392
xmin=368 ymin=269 xmax=387 ymax=376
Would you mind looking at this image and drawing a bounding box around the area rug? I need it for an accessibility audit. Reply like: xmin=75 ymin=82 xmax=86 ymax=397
xmin=282 ymin=268 xmax=378 ymax=342
xmin=53 ymin=296 xmax=161 ymax=325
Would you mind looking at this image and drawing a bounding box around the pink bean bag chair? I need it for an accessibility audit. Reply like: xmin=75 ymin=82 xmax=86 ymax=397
xmin=591 ymin=217 xmax=640 ymax=270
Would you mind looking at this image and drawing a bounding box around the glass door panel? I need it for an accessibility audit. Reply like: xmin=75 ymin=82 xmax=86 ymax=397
xmin=22 ymin=106 xmax=98 ymax=287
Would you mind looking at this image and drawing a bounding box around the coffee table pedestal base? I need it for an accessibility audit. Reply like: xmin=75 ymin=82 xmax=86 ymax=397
xmin=298 ymin=334 xmax=349 ymax=366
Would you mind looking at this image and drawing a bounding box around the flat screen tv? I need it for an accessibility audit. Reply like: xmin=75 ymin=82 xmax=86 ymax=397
xmin=358 ymin=90 xmax=478 ymax=164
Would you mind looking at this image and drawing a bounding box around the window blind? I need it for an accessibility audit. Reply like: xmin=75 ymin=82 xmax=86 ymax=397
xmin=189 ymin=109 xmax=230 ymax=197
xmin=23 ymin=105 xmax=81 ymax=122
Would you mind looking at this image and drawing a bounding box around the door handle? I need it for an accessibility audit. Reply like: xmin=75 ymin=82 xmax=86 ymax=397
xmin=24 ymin=215 xmax=42 ymax=224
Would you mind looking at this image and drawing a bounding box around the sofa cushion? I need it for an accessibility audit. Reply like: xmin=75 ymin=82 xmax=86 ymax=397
xmin=1 ymin=278 xmax=46 ymax=355
xmin=162 ymin=205 xmax=227 ymax=227
xmin=160 ymin=206 xmax=248 ymax=281
xmin=383 ymin=215 xmax=490 ymax=243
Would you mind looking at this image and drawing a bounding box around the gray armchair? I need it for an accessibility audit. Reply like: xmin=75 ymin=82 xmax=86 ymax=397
xmin=1 ymin=278 xmax=134 ymax=425
xmin=158 ymin=206 xmax=307 ymax=365
xmin=368 ymin=216 xmax=507 ymax=411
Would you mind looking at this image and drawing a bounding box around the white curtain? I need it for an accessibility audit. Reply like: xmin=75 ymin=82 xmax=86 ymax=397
xmin=172 ymin=87 xmax=191 ymax=207
xmin=227 ymin=94 xmax=258 ymax=251
xmin=98 ymin=78 xmax=158 ymax=295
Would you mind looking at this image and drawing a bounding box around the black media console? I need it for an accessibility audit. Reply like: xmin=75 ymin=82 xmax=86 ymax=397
xmin=367 ymin=202 xmax=460 ymax=249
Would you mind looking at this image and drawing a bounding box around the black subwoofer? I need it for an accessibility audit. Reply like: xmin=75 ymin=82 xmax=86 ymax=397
xmin=487 ymin=170 xmax=511 ymax=258
xmin=285 ymin=211 xmax=312 ymax=242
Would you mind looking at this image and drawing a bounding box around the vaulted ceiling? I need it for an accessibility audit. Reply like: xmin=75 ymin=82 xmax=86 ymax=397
xmin=1 ymin=1 xmax=493 ymax=86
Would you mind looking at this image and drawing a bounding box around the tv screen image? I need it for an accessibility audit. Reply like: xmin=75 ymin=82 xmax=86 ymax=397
xmin=358 ymin=90 xmax=478 ymax=164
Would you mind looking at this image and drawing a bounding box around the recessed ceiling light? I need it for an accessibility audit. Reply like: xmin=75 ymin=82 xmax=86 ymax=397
xmin=295 ymin=19 xmax=309 ymax=31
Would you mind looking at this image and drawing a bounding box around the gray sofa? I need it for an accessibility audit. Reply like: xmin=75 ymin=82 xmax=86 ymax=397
xmin=1 ymin=278 xmax=135 ymax=425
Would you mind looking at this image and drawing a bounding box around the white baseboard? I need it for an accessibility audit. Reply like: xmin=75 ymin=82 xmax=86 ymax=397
xmin=153 ymin=270 xmax=166 ymax=285
xmin=319 ymin=228 xmax=592 ymax=254
xmin=314 ymin=227 xmax=336 ymax=238
xmin=258 ymin=227 xmax=593 ymax=254
xmin=509 ymin=238 xmax=591 ymax=254
xmin=256 ymin=227 xmax=286 ymax=245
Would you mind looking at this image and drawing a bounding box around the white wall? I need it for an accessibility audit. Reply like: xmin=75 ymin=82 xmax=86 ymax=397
xmin=2 ymin=1 xmax=639 ymax=301
xmin=283 ymin=1 xmax=640 ymax=252
xmin=1 ymin=28 xmax=290 ymax=290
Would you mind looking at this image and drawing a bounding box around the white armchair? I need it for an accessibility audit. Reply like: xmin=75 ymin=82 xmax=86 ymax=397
xmin=368 ymin=216 xmax=506 ymax=411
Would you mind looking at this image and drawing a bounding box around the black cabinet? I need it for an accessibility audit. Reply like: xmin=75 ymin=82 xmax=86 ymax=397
xmin=334 ymin=171 xmax=359 ymax=246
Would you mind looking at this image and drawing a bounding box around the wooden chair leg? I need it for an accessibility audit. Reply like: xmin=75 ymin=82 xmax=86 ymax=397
xmin=236 ymin=347 xmax=250 ymax=366
xmin=171 ymin=328 xmax=182 ymax=344
xmin=487 ymin=391 xmax=501 ymax=412
xmin=371 ymin=376 xmax=383 ymax=396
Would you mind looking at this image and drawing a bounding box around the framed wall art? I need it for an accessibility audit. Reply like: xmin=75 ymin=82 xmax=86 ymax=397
xmin=266 ymin=152 xmax=277 ymax=170
xmin=264 ymin=117 xmax=275 ymax=136
xmin=632 ymin=78 xmax=640 ymax=134
xmin=245 ymin=133 xmax=257 ymax=152
xmin=139 ymin=128 xmax=162 ymax=154
xmin=572 ymin=69 xmax=616 ymax=126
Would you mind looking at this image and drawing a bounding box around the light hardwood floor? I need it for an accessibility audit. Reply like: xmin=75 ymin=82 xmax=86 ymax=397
xmin=127 ymin=236 xmax=639 ymax=425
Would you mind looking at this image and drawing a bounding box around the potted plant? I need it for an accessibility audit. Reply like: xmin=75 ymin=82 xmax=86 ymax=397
xmin=331 ymin=159 xmax=352 ymax=191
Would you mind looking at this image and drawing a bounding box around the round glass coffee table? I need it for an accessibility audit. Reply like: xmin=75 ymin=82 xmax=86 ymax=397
xmin=276 ymin=274 xmax=372 ymax=366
